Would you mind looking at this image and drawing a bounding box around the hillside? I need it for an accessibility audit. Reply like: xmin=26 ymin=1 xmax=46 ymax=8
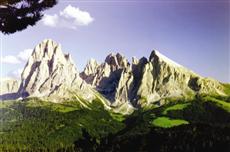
xmin=0 ymin=39 xmax=230 ymax=151
xmin=0 ymin=94 xmax=230 ymax=151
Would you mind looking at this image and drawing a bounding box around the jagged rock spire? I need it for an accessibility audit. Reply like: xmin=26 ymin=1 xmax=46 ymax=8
xmin=81 ymin=50 xmax=225 ymax=108
xmin=18 ymin=39 xmax=83 ymax=98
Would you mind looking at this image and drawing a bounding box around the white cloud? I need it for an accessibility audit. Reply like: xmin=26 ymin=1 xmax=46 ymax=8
xmin=7 ymin=68 xmax=23 ymax=79
xmin=60 ymin=5 xmax=94 ymax=26
xmin=1 ymin=55 xmax=21 ymax=64
xmin=42 ymin=14 xmax=59 ymax=27
xmin=1 ymin=49 xmax=33 ymax=64
xmin=17 ymin=49 xmax=33 ymax=61
xmin=41 ymin=5 xmax=94 ymax=29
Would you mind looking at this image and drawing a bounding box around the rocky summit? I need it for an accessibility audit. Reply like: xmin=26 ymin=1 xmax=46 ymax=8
xmin=1 ymin=39 xmax=226 ymax=110
xmin=18 ymin=39 xmax=86 ymax=100
xmin=81 ymin=50 xmax=225 ymax=108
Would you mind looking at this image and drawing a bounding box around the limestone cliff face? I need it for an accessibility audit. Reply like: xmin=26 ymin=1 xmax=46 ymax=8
xmin=18 ymin=39 xmax=85 ymax=99
xmin=80 ymin=53 xmax=130 ymax=102
xmin=80 ymin=59 xmax=100 ymax=85
xmin=135 ymin=50 xmax=224 ymax=107
xmin=0 ymin=78 xmax=20 ymax=95
xmin=81 ymin=50 xmax=225 ymax=108
xmin=137 ymin=51 xmax=224 ymax=107
xmin=113 ymin=66 xmax=134 ymax=106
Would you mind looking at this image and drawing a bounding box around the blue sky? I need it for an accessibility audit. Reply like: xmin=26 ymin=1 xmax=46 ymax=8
xmin=1 ymin=0 xmax=229 ymax=82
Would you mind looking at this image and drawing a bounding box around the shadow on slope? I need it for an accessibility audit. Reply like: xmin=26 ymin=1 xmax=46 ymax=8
xmin=0 ymin=92 xmax=19 ymax=100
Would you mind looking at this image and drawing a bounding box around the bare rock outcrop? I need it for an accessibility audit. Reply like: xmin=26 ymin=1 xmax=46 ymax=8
xmin=18 ymin=39 xmax=85 ymax=99
xmin=81 ymin=50 xmax=225 ymax=108
xmin=0 ymin=78 xmax=20 ymax=95
xmin=81 ymin=53 xmax=130 ymax=102
xmin=0 ymin=78 xmax=20 ymax=100
xmin=80 ymin=58 xmax=100 ymax=85
xmin=135 ymin=50 xmax=224 ymax=107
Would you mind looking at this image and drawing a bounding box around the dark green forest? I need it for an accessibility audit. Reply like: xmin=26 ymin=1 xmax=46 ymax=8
xmin=0 ymin=93 xmax=230 ymax=151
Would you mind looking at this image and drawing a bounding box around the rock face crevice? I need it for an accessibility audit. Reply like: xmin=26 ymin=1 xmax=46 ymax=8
xmin=80 ymin=53 xmax=130 ymax=103
xmin=188 ymin=77 xmax=201 ymax=92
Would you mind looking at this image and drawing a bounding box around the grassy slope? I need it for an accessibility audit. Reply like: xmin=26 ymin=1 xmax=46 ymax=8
xmin=154 ymin=95 xmax=230 ymax=126
xmin=91 ymin=94 xmax=230 ymax=151
xmin=151 ymin=117 xmax=189 ymax=128
xmin=223 ymin=83 xmax=230 ymax=95
xmin=162 ymin=103 xmax=190 ymax=115
xmin=0 ymin=98 xmax=125 ymax=151
xmin=203 ymin=96 xmax=230 ymax=112
xmin=119 ymin=94 xmax=230 ymax=136
xmin=0 ymin=92 xmax=230 ymax=151
xmin=85 ymin=94 xmax=230 ymax=152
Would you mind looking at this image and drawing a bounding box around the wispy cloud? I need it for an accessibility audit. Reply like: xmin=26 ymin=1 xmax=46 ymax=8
xmin=1 ymin=55 xmax=21 ymax=64
xmin=42 ymin=5 xmax=94 ymax=29
xmin=7 ymin=68 xmax=23 ymax=79
xmin=1 ymin=49 xmax=33 ymax=64
xmin=17 ymin=49 xmax=33 ymax=61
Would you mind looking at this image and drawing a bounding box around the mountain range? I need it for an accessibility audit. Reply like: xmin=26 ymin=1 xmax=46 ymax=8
xmin=0 ymin=39 xmax=226 ymax=111
xmin=0 ymin=39 xmax=230 ymax=151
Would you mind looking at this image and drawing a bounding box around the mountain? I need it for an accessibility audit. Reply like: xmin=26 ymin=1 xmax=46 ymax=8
xmin=81 ymin=50 xmax=225 ymax=108
xmin=0 ymin=78 xmax=20 ymax=95
xmin=1 ymin=39 xmax=226 ymax=109
xmin=80 ymin=53 xmax=130 ymax=106
xmin=0 ymin=39 xmax=230 ymax=151
xmin=17 ymin=39 xmax=93 ymax=102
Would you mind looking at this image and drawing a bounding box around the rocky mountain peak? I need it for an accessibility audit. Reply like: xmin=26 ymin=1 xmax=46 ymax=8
xmin=83 ymin=58 xmax=99 ymax=76
xmin=80 ymin=58 xmax=100 ymax=85
xmin=31 ymin=39 xmax=67 ymax=64
xmin=18 ymin=39 xmax=84 ymax=98
xmin=149 ymin=50 xmax=182 ymax=67
xmin=105 ymin=53 xmax=129 ymax=70
xmin=81 ymin=52 xmax=130 ymax=87
xmin=131 ymin=56 xmax=139 ymax=65
xmin=81 ymin=50 xmax=225 ymax=108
